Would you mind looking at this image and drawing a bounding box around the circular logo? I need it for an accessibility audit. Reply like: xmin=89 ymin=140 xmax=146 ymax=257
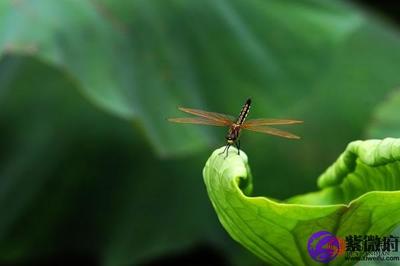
xmin=307 ymin=231 xmax=340 ymax=263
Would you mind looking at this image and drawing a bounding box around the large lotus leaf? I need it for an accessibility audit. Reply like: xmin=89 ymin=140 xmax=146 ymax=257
xmin=2 ymin=0 xmax=400 ymax=265
xmin=204 ymin=139 xmax=400 ymax=266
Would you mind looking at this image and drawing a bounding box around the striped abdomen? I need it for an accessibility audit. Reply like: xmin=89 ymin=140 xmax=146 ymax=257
xmin=236 ymin=98 xmax=251 ymax=125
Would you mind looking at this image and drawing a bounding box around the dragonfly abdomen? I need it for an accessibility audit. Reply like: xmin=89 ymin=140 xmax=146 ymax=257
xmin=236 ymin=98 xmax=251 ymax=125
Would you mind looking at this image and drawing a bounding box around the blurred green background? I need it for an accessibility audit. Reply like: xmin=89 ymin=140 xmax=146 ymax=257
xmin=1 ymin=0 xmax=400 ymax=265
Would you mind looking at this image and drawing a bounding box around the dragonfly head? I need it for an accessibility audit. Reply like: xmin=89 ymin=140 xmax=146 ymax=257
xmin=226 ymin=133 xmax=236 ymax=144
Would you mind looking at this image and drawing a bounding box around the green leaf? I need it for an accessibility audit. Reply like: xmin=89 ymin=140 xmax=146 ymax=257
xmin=364 ymin=89 xmax=400 ymax=266
xmin=3 ymin=0 xmax=400 ymax=265
xmin=203 ymin=139 xmax=400 ymax=266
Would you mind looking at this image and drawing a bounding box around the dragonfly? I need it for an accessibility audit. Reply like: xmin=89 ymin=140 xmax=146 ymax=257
xmin=168 ymin=98 xmax=303 ymax=157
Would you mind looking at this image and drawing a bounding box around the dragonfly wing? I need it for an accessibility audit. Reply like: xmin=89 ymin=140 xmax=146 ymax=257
xmin=168 ymin=117 xmax=228 ymax=126
xmin=243 ymin=118 xmax=303 ymax=126
xmin=178 ymin=107 xmax=234 ymax=125
xmin=243 ymin=125 xmax=301 ymax=139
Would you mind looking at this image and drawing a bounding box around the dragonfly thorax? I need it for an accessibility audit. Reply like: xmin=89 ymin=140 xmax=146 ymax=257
xmin=226 ymin=124 xmax=240 ymax=143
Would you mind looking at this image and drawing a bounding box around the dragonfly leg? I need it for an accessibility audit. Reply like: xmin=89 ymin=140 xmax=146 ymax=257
xmin=219 ymin=144 xmax=229 ymax=156
xmin=236 ymin=140 xmax=241 ymax=155
xmin=219 ymin=144 xmax=231 ymax=159
xmin=225 ymin=144 xmax=231 ymax=159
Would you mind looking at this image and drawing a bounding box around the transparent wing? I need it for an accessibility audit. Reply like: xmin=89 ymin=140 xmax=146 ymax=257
xmin=242 ymin=125 xmax=301 ymax=139
xmin=243 ymin=118 xmax=303 ymax=126
xmin=177 ymin=107 xmax=234 ymax=125
xmin=168 ymin=117 xmax=229 ymax=126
